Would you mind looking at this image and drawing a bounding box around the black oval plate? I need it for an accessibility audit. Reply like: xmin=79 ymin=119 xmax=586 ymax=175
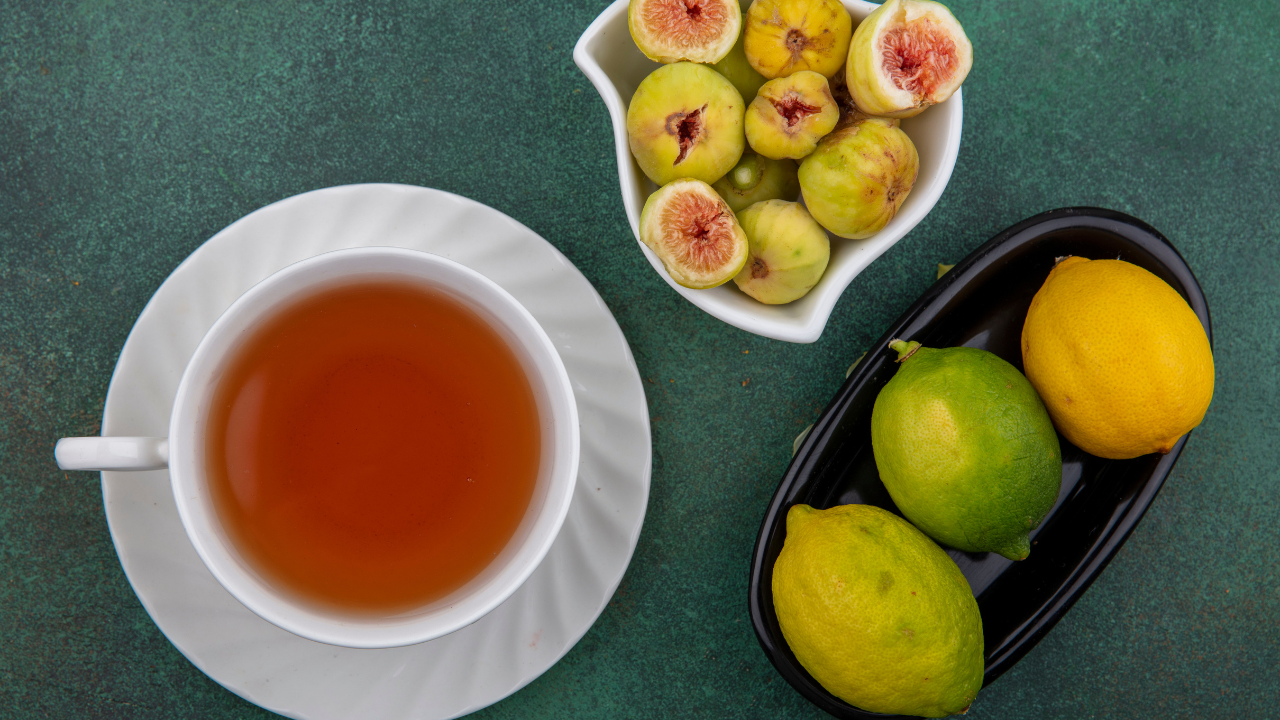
xmin=748 ymin=208 xmax=1212 ymax=719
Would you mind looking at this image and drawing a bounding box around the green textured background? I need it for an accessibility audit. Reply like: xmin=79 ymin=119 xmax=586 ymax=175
xmin=3 ymin=0 xmax=1277 ymax=717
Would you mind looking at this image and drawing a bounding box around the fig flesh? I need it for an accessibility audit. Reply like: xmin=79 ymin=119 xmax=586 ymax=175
xmin=733 ymin=200 xmax=830 ymax=304
xmin=745 ymin=70 xmax=839 ymax=160
xmin=711 ymin=151 xmax=800 ymax=213
xmin=627 ymin=63 xmax=746 ymax=186
xmin=845 ymin=0 xmax=973 ymax=119
xmin=744 ymin=0 xmax=853 ymax=79
xmin=798 ymin=117 xmax=919 ymax=239
xmin=639 ymin=178 xmax=750 ymax=289
xmin=629 ymin=0 xmax=742 ymax=64
xmin=710 ymin=14 xmax=768 ymax=103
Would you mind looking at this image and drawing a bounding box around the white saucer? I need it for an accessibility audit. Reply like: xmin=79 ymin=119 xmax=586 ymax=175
xmin=99 ymin=184 xmax=652 ymax=719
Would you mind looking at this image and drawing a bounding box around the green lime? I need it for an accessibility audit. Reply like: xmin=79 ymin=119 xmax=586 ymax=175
xmin=773 ymin=504 xmax=983 ymax=717
xmin=871 ymin=340 xmax=1062 ymax=560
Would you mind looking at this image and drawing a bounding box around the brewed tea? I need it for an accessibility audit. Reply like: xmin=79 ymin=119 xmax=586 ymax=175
xmin=205 ymin=280 xmax=540 ymax=613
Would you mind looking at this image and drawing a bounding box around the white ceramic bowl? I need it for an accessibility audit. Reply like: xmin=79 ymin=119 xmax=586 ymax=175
xmin=573 ymin=0 xmax=963 ymax=343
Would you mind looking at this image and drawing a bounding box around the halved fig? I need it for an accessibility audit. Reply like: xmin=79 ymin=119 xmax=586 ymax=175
xmin=845 ymin=0 xmax=973 ymax=118
xmin=744 ymin=70 xmax=839 ymax=160
xmin=744 ymin=0 xmax=853 ymax=79
xmin=627 ymin=62 xmax=746 ymax=186
xmin=639 ymin=179 xmax=750 ymax=289
xmin=629 ymin=0 xmax=742 ymax=64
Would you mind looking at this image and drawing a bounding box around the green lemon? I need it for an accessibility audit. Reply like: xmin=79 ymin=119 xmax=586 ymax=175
xmin=773 ymin=504 xmax=983 ymax=717
xmin=871 ymin=340 xmax=1062 ymax=560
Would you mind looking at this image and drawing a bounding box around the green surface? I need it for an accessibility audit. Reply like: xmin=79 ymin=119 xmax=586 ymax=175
xmin=2 ymin=0 xmax=1277 ymax=717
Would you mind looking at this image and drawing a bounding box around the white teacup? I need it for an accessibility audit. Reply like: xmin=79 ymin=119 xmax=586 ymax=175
xmin=56 ymin=247 xmax=580 ymax=648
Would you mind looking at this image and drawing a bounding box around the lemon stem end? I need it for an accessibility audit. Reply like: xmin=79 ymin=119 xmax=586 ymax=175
xmin=889 ymin=339 xmax=921 ymax=362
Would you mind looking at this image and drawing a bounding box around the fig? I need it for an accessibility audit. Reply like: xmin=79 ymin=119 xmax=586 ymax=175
xmin=743 ymin=0 xmax=853 ymax=79
xmin=710 ymin=14 xmax=768 ymax=102
xmin=845 ymin=0 xmax=973 ymax=119
xmin=711 ymin=151 xmax=800 ymax=213
xmin=744 ymin=70 xmax=839 ymax=160
xmin=828 ymin=70 xmax=899 ymax=130
xmin=798 ymin=117 xmax=919 ymax=239
xmin=627 ymin=62 xmax=746 ymax=186
xmin=733 ymin=200 xmax=830 ymax=304
xmin=639 ymin=178 xmax=750 ymax=289
xmin=629 ymin=0 xmax=742 ymax=64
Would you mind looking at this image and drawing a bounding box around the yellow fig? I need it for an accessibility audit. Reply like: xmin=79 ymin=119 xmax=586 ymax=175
xmin=798 ymin=117 xmax=918 ymax=239
xmin=744 ymin=71 xmax=839 ymax=160
xmin=711 ymin=151 xmax=801 ymax=213
xmin=627 ymin=63 xmax=746 ymax=186
xmin=733 ymin=200 xmax=830 ymax=304
xmin=743 ymin=0 xmax=852 ymax=79
xmin=710 ymin=14 xmax=769 ymax=101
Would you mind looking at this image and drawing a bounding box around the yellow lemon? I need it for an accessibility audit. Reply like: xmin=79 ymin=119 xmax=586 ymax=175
xmin=773 ymin=504 xmax=983 ymax=717
xmin=1021 ymin=256 xmax=1214 ymax=459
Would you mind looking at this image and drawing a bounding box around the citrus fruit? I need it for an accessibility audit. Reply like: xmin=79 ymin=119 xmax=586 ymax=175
xmin=772 ymin=504 xmax=983 ymax=717
xmin=871 ymin=340 xmax=1062 ymax=560
xmin=1021 ymin=256 xmax=1214 ymax=459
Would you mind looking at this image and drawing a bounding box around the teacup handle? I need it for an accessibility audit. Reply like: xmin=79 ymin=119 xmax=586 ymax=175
xmin=55 ymin=437 xmax=170 ymax=471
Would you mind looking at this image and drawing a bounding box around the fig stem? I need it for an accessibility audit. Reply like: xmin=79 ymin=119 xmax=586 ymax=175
xmin=888 ymin=338 xmax=921 ymax=362
xmin=728 ymin=155 xmax=761 ymax=191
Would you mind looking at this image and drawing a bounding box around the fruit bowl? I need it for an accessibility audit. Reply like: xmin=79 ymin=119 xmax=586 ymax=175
xmin=748 ymin=208 xmax=1212 ymax=717
xmin=573 ymin=0 xmax=963 ymax=343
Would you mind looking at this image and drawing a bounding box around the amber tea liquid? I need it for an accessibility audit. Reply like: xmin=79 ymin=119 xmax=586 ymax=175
xmin=205 ymin=280 xmax=540 ymax=613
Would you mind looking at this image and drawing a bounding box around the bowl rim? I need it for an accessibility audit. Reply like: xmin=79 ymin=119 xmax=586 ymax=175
xmin=746 ymin=207 xmax=1212 ymax=717
xmin=573 ymin=0 xmax=963 ymax=343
